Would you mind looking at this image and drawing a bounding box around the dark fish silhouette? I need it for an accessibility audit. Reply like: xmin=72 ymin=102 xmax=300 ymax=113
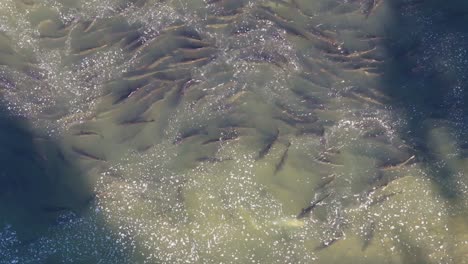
xmin=274 ymin=142 xmax=291 ymax=174
xmin=196 ymin=157 xmax=233 ymax=163
xmin=315 ymin=174 xmax=336 ymax=191
xmin=297 ymin=192 xmax=332 ymax=219
xmin=362 ymin=222 xmax=376 ymax=251
xmin=256 ymin=128 xmax=280 ymax=160
xmin=369 ymin=191 xmax=402 ymax=207
xmin=201 ymin=135 xmax=238 ymax=145
xmin=173 ymin=127 xmax=207 ymax=144
xmin=71 ymin=146 xmax=105 ymax=161
xmin=315 ymin=237 xmax=340 ymax=251
xmin=42 ymin=206 xmax=71 ymax=213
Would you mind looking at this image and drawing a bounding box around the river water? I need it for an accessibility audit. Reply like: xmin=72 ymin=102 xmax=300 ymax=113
xmin=1 ymin=0 xmax=468 ymax=263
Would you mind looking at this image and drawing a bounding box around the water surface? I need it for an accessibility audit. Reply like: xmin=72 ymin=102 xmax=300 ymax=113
xmin=1 ymin=0 xmax=468 ymax=263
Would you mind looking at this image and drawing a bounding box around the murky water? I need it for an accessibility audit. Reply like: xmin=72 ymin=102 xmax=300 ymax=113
xmin=1 ymin=0 xmax=468 ymax=263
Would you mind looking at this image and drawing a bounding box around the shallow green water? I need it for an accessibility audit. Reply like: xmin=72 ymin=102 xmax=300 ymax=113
xmin=1 ymin=0 xmax=468 ymax=263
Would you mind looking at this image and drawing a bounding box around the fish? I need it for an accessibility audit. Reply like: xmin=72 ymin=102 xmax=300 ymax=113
xmin=176 ymin=47 xmax=217 ymax=59
xmin=297 ymin=192 xmax=332 ymax=219
xmin=362 ymin=221 xmax=376 ymax=251
xmin=168 ymin=57 xmax=212 ymax=69
xmin=72 ymin=130 xmax=102 ymax=137
xmin=364 ymin=172 xmax=402 ymax=198
xmin=369 ymin=191 xmax=402 ymax=207
xmin=119 ymin=119 xmax=155 ymax=126
xmin=196 ymin=157 xmax=233 ymax=163
xmin=349 ymin=91 xmax=385 ymax=106
xmin=201 ymin=131 xmax=239 ymax=145
xmin=73 ymin=44 xmax=109 ymax=57
xmin=274 ymin=110 xmax=318 ymax=126
xmin=315 ymin=237 xmax=340 ymax=251
xmin=256 ymin=5 xmax=338 ymax=50
xmin=123 ymin=35 xmax=145 ymax=51
xmin=173 ymin=127 xmax=207 ymax=144
xmin=274 ymin=142 xmax=291 ymax=174
xmin=136 ymin=85 xmax=170 ymax=105
xmin=207 ymin=13 xmax=240 ymax=24
xmin=173 ymin=36 xmax=211 ymax=49
xmin=72 ymin=146 xmax=105 ymax=161
xmin=83 ymin=17 xmax=98 ymax=33
xmin=256 ymin=128 xmax=280 ymax=160
xmin=110 ymin=82 xmax=150 ymax=105
xmin=315 ymin=174 xmax=336 ymax=191
xmin=146 ymin=55 xmax=173 ymax=70
xmin=42 ymin=205 xmax=72 ymax=213
xmin=176 ymin=26 xmax=203 ymax=40
xmin=311 ymin=153 xmax=343 ymax=167
xmin=380 ymin=155 xmax=416 ymax=171
xmin=227 ymin=90 xmax=248 ymax=105
xmin=123 ymin=70 xmax=167 ymax=82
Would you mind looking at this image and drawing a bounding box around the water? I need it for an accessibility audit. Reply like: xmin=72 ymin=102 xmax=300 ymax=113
xmin=0 ymin=0 xmax=468 ymax=263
